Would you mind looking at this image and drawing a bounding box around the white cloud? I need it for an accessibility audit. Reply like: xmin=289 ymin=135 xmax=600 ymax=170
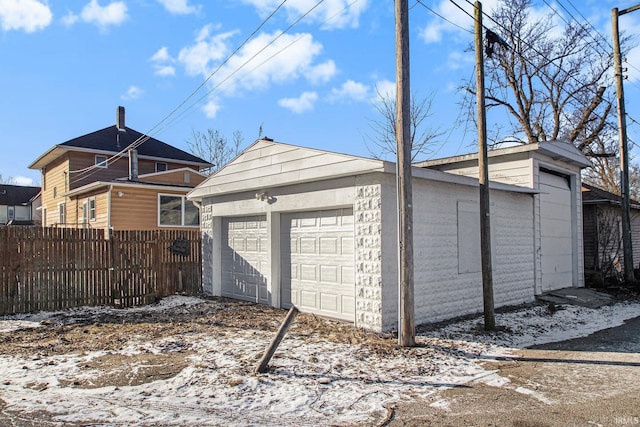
xmin=241 ymin=0 xmax=369 ymax=30
xmin=150 ymin=47 xmax=171 ymax=62
xmin=202 ymin=98 xmax=222 ymax=118
xmin=121 ymin=85 xmax=143 ymax=100
xmin=419 ymin=0 xmax=501 ymax=44
xmin=67 ymin=0 xmax=128 ymax=29
xmin=61 ymin=12 xmax=79 ymax=26
xmin=178 ymin=27 xmax=328 ymax=96
xmin=306 ymin=60 xmax=337 ymax=84
xmin=278 ymin=91 xmax=318 ymax=113
xmin=447 ymin=51 xmax=473 ymax=71
xmin=372 ymin=79 xmax=395 ymax=102
xmin=0 ymin=0 xmax=52 ymax=33
xmin=155 ymin=65 xmax=176 ymax=77
xmin=328 ymin=80 xmax=369 ymax=103
xmin=150 ymin=47 xmax=176 ymax=77
xmin=156 ymin=0 xmax=201 ymax=15
xmin=178 ymin=25 xmax=236 ymax=77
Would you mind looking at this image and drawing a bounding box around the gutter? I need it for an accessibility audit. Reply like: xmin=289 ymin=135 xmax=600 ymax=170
xmin=107 ymin=185 xmax=113 ymax=238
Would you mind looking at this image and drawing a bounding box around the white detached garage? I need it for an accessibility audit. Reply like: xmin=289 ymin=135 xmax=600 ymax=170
xmin=189 ymin=139 xmax=586 ymax=332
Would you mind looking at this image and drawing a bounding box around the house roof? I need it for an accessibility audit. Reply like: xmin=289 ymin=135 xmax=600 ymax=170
xmin=0 ymin=184 xmax=41 ymax=206
xmin=582 ymin=183 xmax=640 ymax=209
xmin=29 ymin=125 xmax=212 ymax=170
xmin=63 ymin=179 xmax=197 ymax=198
xmin=415 ymin=140 xmax=592 ymax=169
xmin=188 ymin=139 xmax=537 ymax=200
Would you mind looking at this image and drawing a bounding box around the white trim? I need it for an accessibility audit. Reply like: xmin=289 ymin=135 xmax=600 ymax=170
xmin=157 ymin=193 xmax=199 ymax=228
xmin=63 ymin=180 xmax=196 ymax=198
xmin=95 ymin=155 xmax=108 ymax=169
xmin=57 ymin=201 xmax=66 ymax=224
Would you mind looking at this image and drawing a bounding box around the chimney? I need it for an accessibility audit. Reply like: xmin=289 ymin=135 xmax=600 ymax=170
xmin=116 ymin=106 xmax=126 ymax=131
xmin=128 ymin=149 xmax=138 ymax=181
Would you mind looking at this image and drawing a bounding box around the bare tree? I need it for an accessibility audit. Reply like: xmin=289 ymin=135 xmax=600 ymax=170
xmin=470 ymin=0 xmax=634 ymax=188
xmin=365 ymin=87 xmax=443 ymax=162
xmin=0 ymin=174 xmax=17 ymax=185
xmin=187 ymin=129 xmax=244 ymax=175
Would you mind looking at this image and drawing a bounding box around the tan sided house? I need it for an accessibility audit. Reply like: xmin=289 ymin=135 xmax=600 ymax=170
xmin=29 ymin=107 xmax=212 ymax=232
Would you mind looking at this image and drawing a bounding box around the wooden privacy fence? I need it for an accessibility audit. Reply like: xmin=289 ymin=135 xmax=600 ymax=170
xmin=0 ymin=227 xmax=202 ymax=315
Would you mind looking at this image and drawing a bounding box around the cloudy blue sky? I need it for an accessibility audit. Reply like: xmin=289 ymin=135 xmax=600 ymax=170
xmin=2 ymin=0 xmax=640 ymax=186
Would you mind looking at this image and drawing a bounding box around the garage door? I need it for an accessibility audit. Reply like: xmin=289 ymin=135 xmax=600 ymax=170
xmin=281 ymin=208 xmax=355 ymax=322
xmin=221 ymin=216 xmax=269 ymax=304
xmin=540 ymin=171 xmax=573 ymax=292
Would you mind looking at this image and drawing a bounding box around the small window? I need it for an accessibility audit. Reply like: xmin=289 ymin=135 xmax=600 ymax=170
xmin=88 ymin=198 xmax=96 ymax=220
xmin=58 ymin=203 xmax=66 ymax=224
xmin=82 ymin=198 xmax=96 ymax=223
xmin=8 ymin=206 xmax=14 ymax=221
xmin=95 ymin=155 xmax=108 ymax=168
xmin=183 ymin=172 xmax=190 ymax=184
xmin=156 ymin=162 xmax=168 ymax=172
xmin=53 ymin=187 xmax=57 ymax=198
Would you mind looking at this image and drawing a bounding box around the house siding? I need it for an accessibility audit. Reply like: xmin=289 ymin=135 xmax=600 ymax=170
xmin=110 ymin=186 xmax=198 ymax=231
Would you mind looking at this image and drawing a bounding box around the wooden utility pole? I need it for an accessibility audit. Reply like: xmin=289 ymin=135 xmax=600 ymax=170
xmin=475 ymin=1 xmax=495 ymax=330
xmin=395 ymin=0 xmax=415 ymax=347
xmin=612 ymin=5 xmax=640 ymax=284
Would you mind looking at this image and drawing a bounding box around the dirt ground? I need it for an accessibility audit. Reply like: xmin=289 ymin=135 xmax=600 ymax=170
xmin=0 ymin=298 xmax=397 ymax=390
xmin=1 ymin=293 xmax=639 ymax=426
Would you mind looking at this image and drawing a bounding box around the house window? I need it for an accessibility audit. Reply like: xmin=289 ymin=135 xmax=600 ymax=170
xmin=95 ymin=155 xmax=108 ymax=168
xmin=156 ymin=162 xmax=168 ymax=172
xmin=7 ymin=206 xmax=14 ymax=221
xmin=88 ymin=198 xmax=96 ymax=220
xmin=58 ymin=203 xmax=66 ymax=224
xmin=53 ymin=187 xmax=57 ymax=199
xmin=158 ymin=195 xmax=199 ymax=227
xmin=82 ymin=199 xmax=96 ymax=223
xmin=183 ymin=172 xmax=190 ymax=184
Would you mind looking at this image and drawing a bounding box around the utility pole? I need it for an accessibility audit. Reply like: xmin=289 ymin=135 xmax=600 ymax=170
xmin=475 ymin=1 xmax=495 ymax=330
xmin=395 ymin=0 xmax=415 ymax=346
xmin=612 ymin=5 xmax=640 ymax=284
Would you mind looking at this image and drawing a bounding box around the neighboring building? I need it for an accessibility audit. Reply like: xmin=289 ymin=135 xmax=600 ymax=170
xmin=417 ymin=140 xmax=591 ymax=295
xmin=581 ymin=183 xmax=640 ymax=284
xmin=28 ymin=106 xmax=212 ymax=231
xmin=189 ymin=139 xmax=588 ymax=332
xmin=0 ymin=184 xmax=41 ymax=225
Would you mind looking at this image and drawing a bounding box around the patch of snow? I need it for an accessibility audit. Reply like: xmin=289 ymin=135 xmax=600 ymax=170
xmin=0 ymin=296 xmax=638 ymax=425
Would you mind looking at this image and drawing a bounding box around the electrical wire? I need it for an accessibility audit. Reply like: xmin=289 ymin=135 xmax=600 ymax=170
xmin=454 ymin=0 xmax=619 ymax=149
xmin=416 ymin=0 xmax=473 ymax=34
xmin=69 ymin=0 xmax=293 ymax=183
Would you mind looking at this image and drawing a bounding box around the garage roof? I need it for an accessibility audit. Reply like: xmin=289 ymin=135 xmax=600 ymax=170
xmin=188 ymin=139 xmax=536 ymax=201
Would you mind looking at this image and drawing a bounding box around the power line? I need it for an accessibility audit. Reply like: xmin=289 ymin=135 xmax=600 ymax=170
xmin=457 ymin=0 xmax=619 ymax=149
xmin=415 ymin=0 xmax=472 ymax=34
xmin=156 ymin=0 xmax=349 ymax=136
xmin=70 ymin=0 xmax=293 ymax=183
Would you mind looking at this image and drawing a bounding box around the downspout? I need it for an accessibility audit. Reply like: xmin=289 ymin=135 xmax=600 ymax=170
xmin=107 ymin=185 xmax=113 ymax=239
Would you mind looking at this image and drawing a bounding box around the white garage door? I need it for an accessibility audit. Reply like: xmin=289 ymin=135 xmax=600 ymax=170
xmin=221 ymin=216 xmax=269 ymax=304
xmin=281 ymin=208 xmax=355 ymax=322
xmin=540 ymin=171 xmax=573 ymax=292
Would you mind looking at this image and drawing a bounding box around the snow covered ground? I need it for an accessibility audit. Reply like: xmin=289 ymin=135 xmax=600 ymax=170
xmin=0 ymin=296 xmax=639 ymax=426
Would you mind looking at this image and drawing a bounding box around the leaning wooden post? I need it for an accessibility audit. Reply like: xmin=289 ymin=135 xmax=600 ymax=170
xmin=255 ymin=305 xmax=299 ymax=374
